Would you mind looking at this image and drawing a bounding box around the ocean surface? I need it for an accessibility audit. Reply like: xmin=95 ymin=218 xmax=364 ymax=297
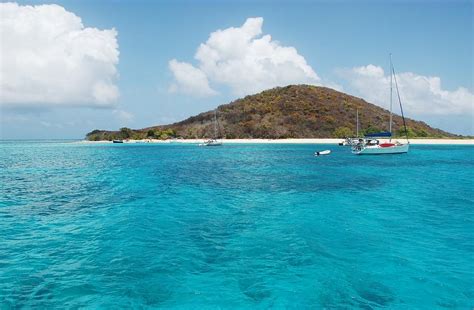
xmin=0 ymin=141 xmax=473 ymax=309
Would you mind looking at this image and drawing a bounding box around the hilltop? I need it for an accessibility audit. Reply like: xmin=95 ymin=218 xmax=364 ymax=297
xmin=86 ymin=85 xmax=454 ymax=140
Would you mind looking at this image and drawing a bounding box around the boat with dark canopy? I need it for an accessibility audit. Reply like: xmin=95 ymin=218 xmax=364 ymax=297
xmin=352 ymin=54 xmax=409 ymax=155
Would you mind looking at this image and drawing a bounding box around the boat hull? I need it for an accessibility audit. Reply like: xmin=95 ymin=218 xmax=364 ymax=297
xmin=353 ymin=143 xmax=409 ymax=155
xmin=199 ymin=139 xmax=222 ymax=146
xmin=315 ymin=150 xmax=331 ymax=156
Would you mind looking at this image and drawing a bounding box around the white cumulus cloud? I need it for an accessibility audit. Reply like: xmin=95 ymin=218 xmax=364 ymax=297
xmin=0 ymin=2 xmax=119 ymax=108
xmin=340 ymin=65 xmax=474 ymax=116
xmin=168 ymin=59 xmax=217 ymax=97
xmin=169 ymin=17 xmax=320 ymax=97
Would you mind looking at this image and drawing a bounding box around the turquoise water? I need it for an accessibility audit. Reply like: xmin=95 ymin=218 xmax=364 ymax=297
xmin=0 ymin=141 xmax=473 ymax=309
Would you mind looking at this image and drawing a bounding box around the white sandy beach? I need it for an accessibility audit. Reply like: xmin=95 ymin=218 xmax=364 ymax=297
xmin=79 ymin=138 xmax=474 ymax=145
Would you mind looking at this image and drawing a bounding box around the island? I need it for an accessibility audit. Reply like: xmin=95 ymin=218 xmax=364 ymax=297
xmin=86 ymin=85 xmax=464 ymax=142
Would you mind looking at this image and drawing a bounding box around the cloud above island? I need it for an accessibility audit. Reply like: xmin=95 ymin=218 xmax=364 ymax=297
xmin=167 ymin=16 xmax=472 ymax=128
xmin=338 ymin=64 xmax=473 ymax=117
xmin=168 ymin=59 xmax=217 ymax=97
xmin=169 ymin=17 xmax=320 ymax=97
xmin=0 ymin=2 xmax=119 ymax=109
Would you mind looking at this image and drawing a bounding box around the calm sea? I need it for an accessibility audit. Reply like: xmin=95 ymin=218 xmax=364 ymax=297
xmin=0 ymin=141 xmax=473 ymax=308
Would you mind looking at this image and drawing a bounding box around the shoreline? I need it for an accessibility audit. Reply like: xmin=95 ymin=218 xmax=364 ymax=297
xmin=78 ymin=138 xmax=474 ymax=145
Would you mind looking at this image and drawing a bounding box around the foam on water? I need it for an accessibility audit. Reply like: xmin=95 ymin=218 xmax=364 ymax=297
xmin=0 ymin=141 xmax=473 ymax=308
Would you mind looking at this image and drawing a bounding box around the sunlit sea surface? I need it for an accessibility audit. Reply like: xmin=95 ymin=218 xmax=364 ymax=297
xmin=1 ymin=141 xmax=473 ymax=308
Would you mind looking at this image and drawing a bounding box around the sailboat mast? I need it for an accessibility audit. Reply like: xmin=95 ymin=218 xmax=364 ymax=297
xmin=392 ymin=64 xmax=409 ymax=143
xmin=356 ymin=108 xmax=359 ymax=137
xmin=213 ymin=110 xmax=218 ymax=139
xmin=389 ymin=53 xmax=393 ymax=137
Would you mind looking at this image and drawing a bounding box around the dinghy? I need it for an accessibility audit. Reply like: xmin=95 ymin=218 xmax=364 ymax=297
xmin=315 ymin=150 xmax=331 ymax=156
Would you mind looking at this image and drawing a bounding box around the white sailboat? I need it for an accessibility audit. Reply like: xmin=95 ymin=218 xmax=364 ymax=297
xmin=339 ymin=109 xmax=361 ymax=146
xmin=352 ymin=54 xmax=410 ymax=155
xmin=201 ymin=109 xmax=222 ymax=146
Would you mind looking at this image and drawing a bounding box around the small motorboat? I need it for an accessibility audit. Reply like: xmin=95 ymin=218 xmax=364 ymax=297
xmin=339 ymin=138 xmax=358 ymax=146
xmin=315 ymin=150 xmax=331 ymax=156
xmin=113 ymin=140 xmax=124 ymax=143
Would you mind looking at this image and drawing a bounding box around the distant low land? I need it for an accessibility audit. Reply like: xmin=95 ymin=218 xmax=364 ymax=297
xmin=86 ymin=85 xmax=464 ymax=141
xmin=79 ymin=138 xmax=474 ymax=145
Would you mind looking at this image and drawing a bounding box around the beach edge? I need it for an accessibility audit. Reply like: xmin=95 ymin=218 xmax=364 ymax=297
xmin=77 ymin=138 xmax=474 ymax=145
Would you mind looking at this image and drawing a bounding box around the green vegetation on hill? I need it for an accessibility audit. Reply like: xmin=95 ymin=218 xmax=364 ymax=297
xmin=86 ymin=85 xmax=455 ymax=140
xmin=86 ymin=128 xmax=177 ymax=141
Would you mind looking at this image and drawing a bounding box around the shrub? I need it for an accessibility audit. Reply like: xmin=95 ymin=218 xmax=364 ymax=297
xmin=333 ymin=127 xmax=354 ymax=138
xmin=120 ymin=127 xmax=132 ymax=139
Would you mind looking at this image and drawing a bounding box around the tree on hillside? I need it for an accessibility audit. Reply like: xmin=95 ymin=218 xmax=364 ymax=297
xmin=120 ymin=127 xmax=133 ymax=139
xmin=396 ymin=127 xmax=416 ymax=138
xmin=333 ymin=127 xmax=354 ymax=138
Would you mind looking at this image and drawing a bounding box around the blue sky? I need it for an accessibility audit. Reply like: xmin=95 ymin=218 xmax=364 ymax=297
xmin=1 ymin=0 xmax=472 ymax=138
